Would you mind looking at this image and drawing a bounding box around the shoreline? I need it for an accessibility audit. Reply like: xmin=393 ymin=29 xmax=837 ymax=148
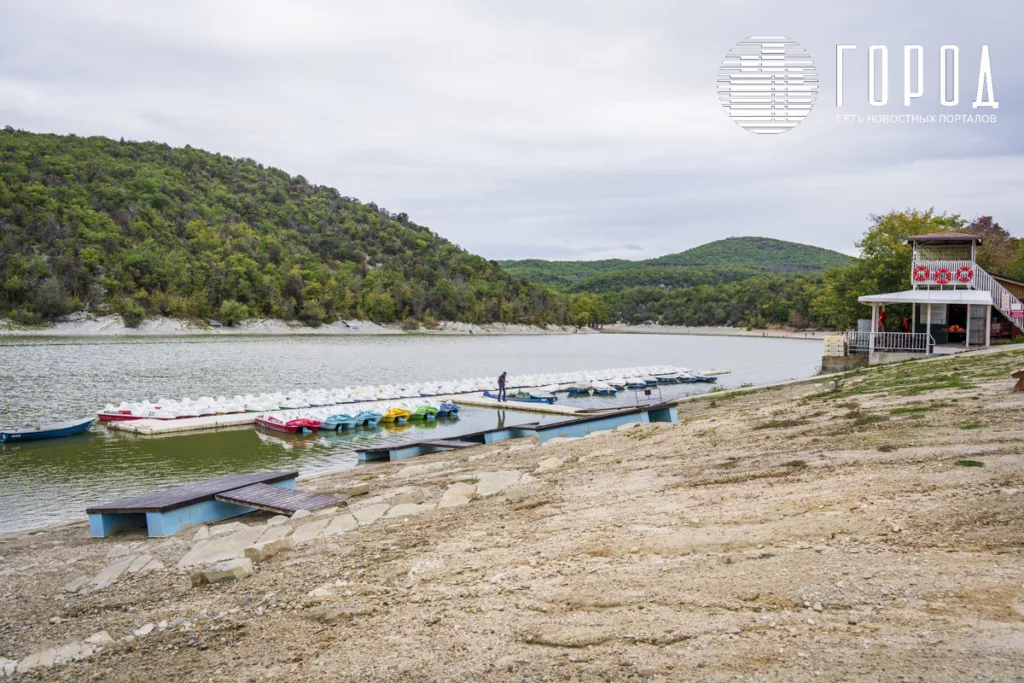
xmin=0 ymin=314 xmax=829 ymax=339
xmin=2 ymin=344 xmax=1022 ymax=679
xmin=4 ymin=343 xmax=1011 ymax=539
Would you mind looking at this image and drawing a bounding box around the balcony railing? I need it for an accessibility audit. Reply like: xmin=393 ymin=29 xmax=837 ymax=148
xmin=846 ymin=331 xmax=933 ymax=354
xmin=911 ymin=260 xmax=976 ymax=287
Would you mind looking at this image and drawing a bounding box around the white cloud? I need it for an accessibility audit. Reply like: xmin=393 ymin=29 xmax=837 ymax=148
xmin=0 ymin=0 xmax=1021 ymax=260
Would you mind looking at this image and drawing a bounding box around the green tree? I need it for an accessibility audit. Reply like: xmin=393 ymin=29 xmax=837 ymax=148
xmin=812 ymin=209 xmax=964 ymax=329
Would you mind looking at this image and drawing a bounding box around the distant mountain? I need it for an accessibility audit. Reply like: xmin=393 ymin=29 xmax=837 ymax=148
xmin=644 ymin=237 xmax=853 ymax=271
xmin=499 ymin=237 xmax=853 ymax=290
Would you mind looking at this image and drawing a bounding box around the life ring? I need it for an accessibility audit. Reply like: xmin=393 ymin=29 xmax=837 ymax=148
xmin=912 ymin=265 xmax=930 ymax=282
xmin=934 ymin=267 xmax=952 ymax=285
xmin=955 ymin=265 xmax=974 ymax=283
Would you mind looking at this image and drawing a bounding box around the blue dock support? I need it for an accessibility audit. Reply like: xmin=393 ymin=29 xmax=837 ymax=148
xmin=89 ymin=512 xmax=146 ymax=537
xmin=88 ymin=476 xmax=298 ymax=538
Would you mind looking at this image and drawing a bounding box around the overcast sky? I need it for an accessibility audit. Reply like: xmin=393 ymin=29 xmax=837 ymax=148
xmin=0 ymin=1 xmax=1021 ymax=260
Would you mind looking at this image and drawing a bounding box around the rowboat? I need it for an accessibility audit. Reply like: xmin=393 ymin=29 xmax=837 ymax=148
xmin=97 ymin=409 xmax=143 ymax=422
xmin=0 ymin=417 xmax=95 ymax=443
xmin=483 ymin=390 xmax=556 ymax=404
xmin=256 ymin=415 xmax=321 ymax=434
xmin=517 ymin=389 xmax=557 ymax=403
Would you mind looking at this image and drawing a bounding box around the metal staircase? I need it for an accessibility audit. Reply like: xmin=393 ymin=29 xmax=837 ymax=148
xmin=911 ymin=259 xmax=1024 ymax=335
xmin=974 ymin=266 xmax=1024 ymax=334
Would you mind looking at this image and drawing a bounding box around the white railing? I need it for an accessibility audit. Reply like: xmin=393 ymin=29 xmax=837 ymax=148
xmin=846 ymin=331 xmax=933 ymax=353
xmin=911 ymin=260 xmax=976 ymax=288
xmin=974 ymin=267 xmax=1024 ymax=334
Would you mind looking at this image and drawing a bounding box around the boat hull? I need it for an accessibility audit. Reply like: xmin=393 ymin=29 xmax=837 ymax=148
xmin=1 ymin=418 xmax=94 ymax=443
xmin=484 ymin=390 xmax=555 ymax=404
xmin=97 ymin=411 xmax=143 ymax=422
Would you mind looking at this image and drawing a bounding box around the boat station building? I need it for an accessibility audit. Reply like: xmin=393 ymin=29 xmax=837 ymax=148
xmin=826 ymin=234 xmax=1024 ymax=367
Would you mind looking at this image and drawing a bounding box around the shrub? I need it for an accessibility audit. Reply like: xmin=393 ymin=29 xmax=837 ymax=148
xmin=31 ymin=278 xmax=76 ymax=320
xmin=299 ymin=300 xmax=325 ymax=327
xmin=218 ymin=299 xmax=249 ymax=327
xmin=401 ymin=319 xmax=420 ymax=331
xmin=118 ymin=300 xmax=146 ymax=328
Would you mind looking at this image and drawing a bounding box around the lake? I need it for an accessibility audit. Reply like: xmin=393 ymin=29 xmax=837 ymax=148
xmin=0 ymin=333 xmax=821 ymax=533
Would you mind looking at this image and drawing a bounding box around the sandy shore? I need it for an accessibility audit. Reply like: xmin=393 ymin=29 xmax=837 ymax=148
xmin=0 ymin=314 xmax=590 ymax=337
xmin=0 ymin=314 xmax=828 ymax=339
xmin=600 ymin=323 xmax=829 ymax=340
xmin=2 ymin=347 xmax=1023 ymax=680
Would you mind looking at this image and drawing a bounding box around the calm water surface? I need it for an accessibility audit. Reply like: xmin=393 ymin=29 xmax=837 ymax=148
xmin=0 ymin=333 xmax=821 ymax=532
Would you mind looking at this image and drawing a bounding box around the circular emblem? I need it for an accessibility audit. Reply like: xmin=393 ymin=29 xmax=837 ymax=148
xmin=718 ymin=37 xmax=818 ymax=134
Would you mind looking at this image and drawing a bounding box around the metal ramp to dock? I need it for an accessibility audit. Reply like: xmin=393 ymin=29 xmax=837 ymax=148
xmin=85 ymin=471 xmax=338 ymax=538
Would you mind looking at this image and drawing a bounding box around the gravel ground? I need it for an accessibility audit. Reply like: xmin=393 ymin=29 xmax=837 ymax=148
xmin=2 ymin=347 xmax=1024 ymax=681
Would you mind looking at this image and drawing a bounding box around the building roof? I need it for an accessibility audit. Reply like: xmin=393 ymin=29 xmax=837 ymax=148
xmin=907 ymin=232 xmax=982 ymax=245
xmin=858 ymin=289 xmax=993 ymax=306
xmin=992 ymin=272 xmax=1024 ymax=288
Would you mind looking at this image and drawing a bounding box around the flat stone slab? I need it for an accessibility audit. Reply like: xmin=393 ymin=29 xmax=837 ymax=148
xmin=244 ymin=537 xmax=294 ymax=563
xmin=191 ymin=557 xmax=254 ymax=586
xmin=393 ymin=462 xmax=451 ymax=479
xmin=535 ymin=457 xmax=563 ymax=472
xmin=438 ymin=482 xmax=476 ymax=508
xmin=128 ymin=554 xmax=153 ymax=573
xmin=291 ymin=518 xmax=331 ymax=545
xmin=323 ymin=513 xmax=358 ymax=536
xmin=353 ymin=503 xmax=389 ymax=526
xmin=210 ymin=521 xmax=247 ymax=537
xmin=92 ymin=555 xmax=137 ymax=590
xmin=386 ymin=502 xmax=436 ymax=518
xmin=177 ymin=527 xmax=264 ymax=569
xmin=257 ymin=524 xmax=292 ymax=545
xmin=475 ymin=471 xmax=522 ymax=497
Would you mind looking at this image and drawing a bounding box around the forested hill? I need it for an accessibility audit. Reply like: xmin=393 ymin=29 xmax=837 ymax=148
xmin=499 ymin=237 xmax=853 ymax=290
xmin=0 ymin=128 xmax=570 ymax=326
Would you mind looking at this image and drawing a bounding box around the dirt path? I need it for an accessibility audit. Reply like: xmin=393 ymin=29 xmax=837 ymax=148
xmin=2 ymin=349 xmax=1024 ymax=681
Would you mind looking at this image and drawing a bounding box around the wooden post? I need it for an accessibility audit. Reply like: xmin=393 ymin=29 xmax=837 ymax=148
xmin=912 ymin=303 xmax=917 ymax=332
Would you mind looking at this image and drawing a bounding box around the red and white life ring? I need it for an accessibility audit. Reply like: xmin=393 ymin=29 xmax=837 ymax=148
xmin=934 ymin=267 xmax=952 ymax=285
xmin=912 ymin=265 xmax=930 ymax=282
xmin=955 ymin=265 xmax=974 ymax=283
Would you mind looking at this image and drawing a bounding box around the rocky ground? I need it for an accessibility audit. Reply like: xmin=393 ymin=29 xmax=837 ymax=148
xmin=2 ymin=348 xmax=1024 ymax=681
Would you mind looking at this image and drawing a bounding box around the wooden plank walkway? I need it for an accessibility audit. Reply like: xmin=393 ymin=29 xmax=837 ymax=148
xmin=86 ymin=471 xmax=297 ymax=514
xmin=215 ymin=483 xmax=337 ymax=515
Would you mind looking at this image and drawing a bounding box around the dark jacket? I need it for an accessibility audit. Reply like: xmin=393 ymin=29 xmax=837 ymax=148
xmin=498 ymin=374 xmax=506 ymax=388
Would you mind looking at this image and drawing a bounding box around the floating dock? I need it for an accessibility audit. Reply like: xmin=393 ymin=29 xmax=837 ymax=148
xmin=356 ymin=402 xmax=678 ymax=462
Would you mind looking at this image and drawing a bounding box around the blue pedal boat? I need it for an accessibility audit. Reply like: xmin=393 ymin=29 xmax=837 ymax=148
xmin=437 ymin=402 xmax=460 ymax=417
xmin=1 ymin=417 xmax=94 ymax=443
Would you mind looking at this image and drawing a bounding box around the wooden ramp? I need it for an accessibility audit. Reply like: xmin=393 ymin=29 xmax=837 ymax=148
xmin=86 ymin=471 xmax=300 ymax=538
xmin=215 ymin=483 xmax=337 ymax=515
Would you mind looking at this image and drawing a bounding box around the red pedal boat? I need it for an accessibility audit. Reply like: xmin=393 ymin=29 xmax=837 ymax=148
xmin=97 ymin=409 xmax=143 ymax=422
xmin=256 ymin=415 xmax=321 ymax=434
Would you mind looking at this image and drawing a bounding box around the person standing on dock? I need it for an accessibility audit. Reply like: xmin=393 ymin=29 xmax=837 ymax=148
xmin=497 ymin=371 xmax=507 ymax=402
